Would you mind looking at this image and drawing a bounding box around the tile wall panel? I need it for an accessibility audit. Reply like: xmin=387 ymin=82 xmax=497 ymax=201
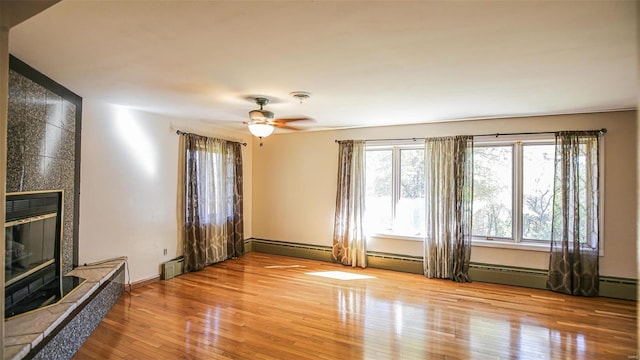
xmin=7 ymin=68 xmax=79 ymax=274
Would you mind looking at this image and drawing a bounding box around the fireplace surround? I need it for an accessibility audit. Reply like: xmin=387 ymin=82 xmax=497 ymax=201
xmin=7 ymin=54 xmax=83 ymax=277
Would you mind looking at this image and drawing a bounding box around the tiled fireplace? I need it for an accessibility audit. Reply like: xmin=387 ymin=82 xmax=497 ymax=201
xmin=7 ymin=55 xmax=81 ymax=275
xmin=4 ymin=56 xmax=124 ymax=360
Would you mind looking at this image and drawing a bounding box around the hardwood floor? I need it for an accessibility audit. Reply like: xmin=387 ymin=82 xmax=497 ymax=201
xmin=73 ymin=253 xmax=637 ymax=359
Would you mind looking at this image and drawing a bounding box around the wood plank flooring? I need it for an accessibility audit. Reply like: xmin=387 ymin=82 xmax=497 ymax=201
xmin=73 ymin=253 xmax=637 ymax=359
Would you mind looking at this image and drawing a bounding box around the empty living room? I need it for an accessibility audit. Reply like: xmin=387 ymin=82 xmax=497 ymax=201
xmin=1 ymin=1 xmax=637 ymax=359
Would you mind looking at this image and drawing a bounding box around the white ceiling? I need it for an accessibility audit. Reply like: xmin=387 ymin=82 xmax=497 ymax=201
xmin=8 ymin=1 xmax=637 ymax=133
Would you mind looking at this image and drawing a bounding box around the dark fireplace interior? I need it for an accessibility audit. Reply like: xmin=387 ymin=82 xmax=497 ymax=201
xmin=5 ymin=191 xmax=84 ymax=318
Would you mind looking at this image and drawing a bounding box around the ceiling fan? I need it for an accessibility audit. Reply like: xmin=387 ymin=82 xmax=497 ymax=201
xmin=245 ymin=96 xmax=311 ymax=141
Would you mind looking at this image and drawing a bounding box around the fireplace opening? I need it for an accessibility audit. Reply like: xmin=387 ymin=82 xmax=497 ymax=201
xmin=5 ymin=191 xmax=84 ymax=318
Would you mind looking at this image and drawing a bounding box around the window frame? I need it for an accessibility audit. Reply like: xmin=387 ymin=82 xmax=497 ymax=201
xmin=362 ymin=134 xmax=605 ymax=255
xmin=472 ymin=135 xmax=556 ymax=244
xmin=471 ymin=142 xmax=517 ymax=241
xmin=471 ymin=134 xmax=605 ymax=255
xmin=365 ymin=141 xmax=425 ymax=238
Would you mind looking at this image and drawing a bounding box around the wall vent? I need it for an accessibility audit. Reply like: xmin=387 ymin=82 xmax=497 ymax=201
xmin=161 ymin=257 xmax=184 ymax=280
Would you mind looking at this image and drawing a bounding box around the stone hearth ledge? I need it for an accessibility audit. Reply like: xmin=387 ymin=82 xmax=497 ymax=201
xmin=4 ymin=258 xmax=127 ymax=360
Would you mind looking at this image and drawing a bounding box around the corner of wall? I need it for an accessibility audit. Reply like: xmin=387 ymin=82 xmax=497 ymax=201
xmin=0 ymin=22 xmax=9 ymax=359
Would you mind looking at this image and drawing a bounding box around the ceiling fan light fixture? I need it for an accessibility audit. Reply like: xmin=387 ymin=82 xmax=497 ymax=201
xmin=248 ymin=122 xmax=275 ymax=138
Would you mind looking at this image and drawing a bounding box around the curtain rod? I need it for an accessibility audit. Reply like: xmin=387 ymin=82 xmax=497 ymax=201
xmin=334 ymin=128 xmax=607 ymax=143
xmin=176 ymin=130 xmax=247 ymax=146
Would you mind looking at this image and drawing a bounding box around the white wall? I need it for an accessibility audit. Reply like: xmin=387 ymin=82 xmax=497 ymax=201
xmin=79 ymin=100 xmax=252 ymax=283
xmin=252 ymin=111 xmax=637 ymax=279
xmin=78 ymin=107 xmax=636 ymax=281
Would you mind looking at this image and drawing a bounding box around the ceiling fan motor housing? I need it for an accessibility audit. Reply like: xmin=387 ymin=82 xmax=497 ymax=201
xmin=249 ymin=97 xmax=275 ymax=122
xmin=249 ymin=109 xmax=275 ymax=122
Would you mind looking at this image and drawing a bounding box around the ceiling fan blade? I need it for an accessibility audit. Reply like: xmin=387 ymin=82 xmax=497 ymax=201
xmin=273 ymin=117 xmax=312 ymax=123
xmin=274 ymin=124 xmax=302 ymax=131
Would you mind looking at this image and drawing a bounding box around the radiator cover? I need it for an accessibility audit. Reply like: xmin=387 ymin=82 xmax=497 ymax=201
xmin=161 ymin=258 xmax=184 ymax=280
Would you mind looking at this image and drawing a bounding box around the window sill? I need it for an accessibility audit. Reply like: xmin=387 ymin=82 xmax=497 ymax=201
xmin=367 ymin=233 xmax=423 ymax=242
xmin=367 ymin=236 xmax=604 ymax=256
xmin=368 ymin=235 xmax=551 ymax=250
xmin=472 ymin=239 xmax=550 ymax=252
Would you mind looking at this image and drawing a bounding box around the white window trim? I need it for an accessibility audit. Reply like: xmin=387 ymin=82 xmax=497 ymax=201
xmin=472 ymin=135 xmax=557 ymax=245
xmin=365 ymin=142 xmax=425 ymax=238
xmin=472 ymin=238 xmax=550 ymax=252
xmin=364 ymin=134 xmax=605 ymax=256
xmin=367 ymin=233 xmax=423 ymax=242
xmin=472 ymin=134 xmax=605 ymax=256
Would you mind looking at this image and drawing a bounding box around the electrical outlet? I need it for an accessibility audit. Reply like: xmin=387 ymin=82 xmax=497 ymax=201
xmin=163 ymin=248 xmax=167 ymax=255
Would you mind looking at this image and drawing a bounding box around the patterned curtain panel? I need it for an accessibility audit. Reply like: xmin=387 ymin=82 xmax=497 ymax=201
xmin=181 ymin=133 xmax=244 ymax=273
xmin=332 ymin=140 xmax=367 ymax=268
xmin=547 ymin=131 xmax=600 ymax=296
xmin=424 ymin=136 xmax=473 ymax=282
xmin=226 ymin=141 xmax=245 ymax=259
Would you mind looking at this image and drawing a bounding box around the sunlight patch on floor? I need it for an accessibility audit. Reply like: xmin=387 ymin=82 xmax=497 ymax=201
xmin=306 ymin=271 xmax=376 ymax=281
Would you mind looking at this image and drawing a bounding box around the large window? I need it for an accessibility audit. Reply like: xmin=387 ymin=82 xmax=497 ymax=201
xmin=364 ymin=135 xmax=602 ymax=248
xmin=472 ymin=137 xmax=555 ymax=243
xmin=365 ymin=144 xmax=424 ymax=236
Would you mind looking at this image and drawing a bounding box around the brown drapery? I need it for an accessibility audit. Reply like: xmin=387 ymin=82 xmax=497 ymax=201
xmin=179 ymin=133 xmax=244 ymax=273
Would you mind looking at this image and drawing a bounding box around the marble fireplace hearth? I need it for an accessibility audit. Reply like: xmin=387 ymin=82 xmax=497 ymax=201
xmin=4 ymin=259 xmax=126 ymax=360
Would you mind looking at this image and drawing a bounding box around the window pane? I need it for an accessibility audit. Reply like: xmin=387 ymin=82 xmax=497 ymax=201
xmin=397 ymin=149 xmax=425 ymax=235
xmin=522 ymin=145 xmax=555 ymax=241
xmin=576 ymin=142 xmax=595 ymax=245
xmin=365 ymin=150 xmax=392 ymax=232
xmin=473 ymin=146 xmax=513 ymax=238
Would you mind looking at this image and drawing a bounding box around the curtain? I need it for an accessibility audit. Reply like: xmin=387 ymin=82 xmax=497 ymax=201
xmin=547 ymin=131 xmax=600 ymax=296
xmin=332 ymin=140 xmax=367 ymax=268
xmin=180 ymin=133 xmax=244 ymax=273
xmin=424 ymin=136 xmax=473 ymax=282
xmin=226 ymin=142 xmax=245 ymax=259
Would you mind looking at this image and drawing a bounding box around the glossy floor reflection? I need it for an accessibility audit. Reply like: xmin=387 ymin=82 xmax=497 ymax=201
xmin=74 ymin=253 xmax=637 ymax=359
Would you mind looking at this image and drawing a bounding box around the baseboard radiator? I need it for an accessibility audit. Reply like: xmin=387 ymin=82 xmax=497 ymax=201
xmin=161 ymin=257 xmax=184 ymax=280
xmin=247 ymin=238 xmax=637 ymax=300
